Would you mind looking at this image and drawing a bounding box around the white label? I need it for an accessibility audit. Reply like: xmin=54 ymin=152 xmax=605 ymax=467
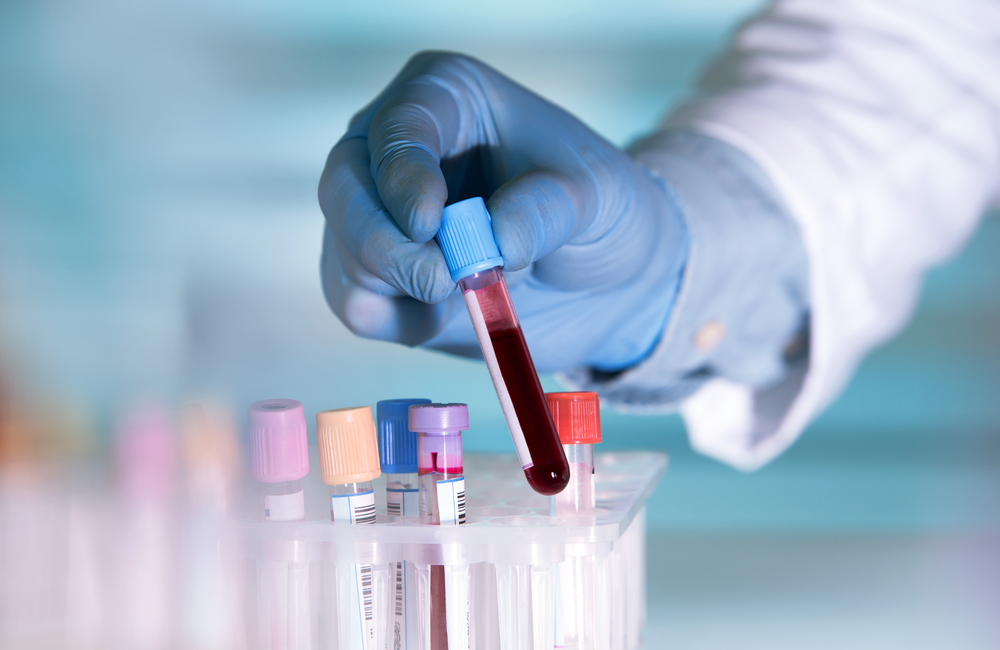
xmin=392 ymin=561 xmax=406 ymax=650
xmin=435 ymin=477 xmax=466 ymax=526
xmin=464 ymin=292 xmax=533 ymax=469
xmin=264 ymin=490 xmax=304 ymax=521
xmin=331 ymin=490 xmax=376 ymax=525
xmin=351 ymin=563 xmax=374 ymax=650
xmin=331 ymin=491 xmax=377 ymax=650
xmin=386 ymin=488 xmax=419 ymax=517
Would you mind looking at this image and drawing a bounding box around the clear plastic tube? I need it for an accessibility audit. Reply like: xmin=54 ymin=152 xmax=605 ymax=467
xmin=385 ymin=472 xmax=419 ymax=518
xmin=330 ymin=481 xmax=376 ymax=523
xmin=330 ymin=481 xmax=378 ymax=650
xmin=260 ymin=479 xmax=304 ymax=523
xmin=552 ymin=444 xmax=595 ymax=517
xmin=416 ymin=425 xmax=467 ymax=650
xmin=257 ymin=480 xmax=307 ymax=650
xmin=417 ymin=433 xmax=464 ymax=525
xmin=552 ymin=444 xmax=597 ymax=649
xmin=459 ymin=267 xmax=570 ymax=496
xmin=383 ymin=472 xmax=417 ymax=650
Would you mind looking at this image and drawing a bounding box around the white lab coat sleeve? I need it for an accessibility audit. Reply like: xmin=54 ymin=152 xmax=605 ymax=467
xmin=661 ymin=0 xmax=1000 ymax=467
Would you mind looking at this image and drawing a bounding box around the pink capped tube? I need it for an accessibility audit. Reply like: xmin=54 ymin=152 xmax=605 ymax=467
xmin=435 ymin=197 xmax=570 ymax=496
xmin=247 ymin=399 xmax=309 ymax=522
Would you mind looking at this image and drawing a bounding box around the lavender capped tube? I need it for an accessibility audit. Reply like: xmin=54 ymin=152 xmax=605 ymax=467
xmin=409 ymin=403 xmax=470 ymax=650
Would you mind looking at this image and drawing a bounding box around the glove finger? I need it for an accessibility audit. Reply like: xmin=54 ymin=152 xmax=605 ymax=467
xmin=319 ymin=135 xmax=455 ymax=304
xmin=486 ymin=168 xmax=584 ymax=275
xmin=490 ymin=162 xmax=661 ymax=292
xmin=332 ymin=231 xmax=404 ymax=297
xmin=320 ymin=224 xmax=449 ymax=345
xmin=367 ymin=56 xmax=473 ymax=243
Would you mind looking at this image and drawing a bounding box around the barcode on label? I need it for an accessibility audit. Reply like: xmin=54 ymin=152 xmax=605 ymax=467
xmin=435 ymin=477 xmax=466 ymax=526
xmin=393 ymin=560 xmax=406 ymax=650
xmin=331 ymin=490 xmax=376 ymax=525
xmin=394 ymin=562 xmax=404 ymax=616
xmin=359 ymin=563 xmax=373 ymax=622
xmin=386 ymin=487 xmax=419 ymax=517
xmin=354 ymin=501 xmax=376 ymax=525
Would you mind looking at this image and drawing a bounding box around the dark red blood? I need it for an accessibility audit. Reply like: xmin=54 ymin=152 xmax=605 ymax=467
xmin=431 ymin=565 xmax=448 ymax=649
xmin=489 ymin=327 xmax=570 ymax=495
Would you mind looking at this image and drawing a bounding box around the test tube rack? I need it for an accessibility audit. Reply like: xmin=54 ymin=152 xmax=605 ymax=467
xmin=231 ymin=451 xmax=666 ymax=650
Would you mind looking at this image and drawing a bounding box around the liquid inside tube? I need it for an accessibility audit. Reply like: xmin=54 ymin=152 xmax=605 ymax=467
xmin=416 ymin=427 xmax=467 ymax=650
xmin=460 ymin=268 xmax=570 ymax=495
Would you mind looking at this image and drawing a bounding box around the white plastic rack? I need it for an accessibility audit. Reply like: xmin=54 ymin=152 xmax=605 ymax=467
xmin=232 ymin=451 xmax=666 ymax=650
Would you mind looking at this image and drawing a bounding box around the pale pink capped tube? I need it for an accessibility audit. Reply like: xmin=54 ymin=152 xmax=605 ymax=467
xmin=116 ymin=402 xmax=177 ymax=499
xmin=248 ymin=399 xmax=309 ymax=483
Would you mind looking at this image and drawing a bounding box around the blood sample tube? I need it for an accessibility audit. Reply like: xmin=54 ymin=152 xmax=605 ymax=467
xmin=377 ymin=399 xmax=429 ymax=650
xmin=317 ymin=406 xmax=383 ymax=650
xmin=247 ymin=399 xmax=311 ymax=650
xmin=409 ymin=403 xmax=469 ymax=650
xmin=115 ymin=403 xmax=177 ymax=650
xmin=435 ymin=197 xmax=570 ymax=496
xmin=377 ymin=399 xmax=431 ymax=517
xmin=544 ymin=392 xmax=601 ymax=517
xmin=248 ymin=399 xmax=309 ymax=522
xmin=545 ymin=392 xmax=602 ymax=650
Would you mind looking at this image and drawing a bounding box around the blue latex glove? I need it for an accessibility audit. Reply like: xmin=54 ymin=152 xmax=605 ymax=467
xmin=319 ymin=52 xmax=688 ymax=372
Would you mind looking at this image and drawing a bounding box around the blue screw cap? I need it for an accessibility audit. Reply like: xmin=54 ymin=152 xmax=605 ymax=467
xmin=377 ymin=399 xmax=431 ymax=473
xmin=435 ymin=197 xmax=505 ymax=282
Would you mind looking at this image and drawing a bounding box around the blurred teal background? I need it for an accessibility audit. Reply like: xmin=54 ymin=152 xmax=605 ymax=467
xmin=1 ymin=0 xmax=999 ymax=644
xmin=2 ymin=0 xmax=999 ymax=532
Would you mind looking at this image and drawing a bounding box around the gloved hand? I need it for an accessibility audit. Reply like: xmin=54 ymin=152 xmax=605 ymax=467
xmin=319 ymin=51 xmax=688 ymax=372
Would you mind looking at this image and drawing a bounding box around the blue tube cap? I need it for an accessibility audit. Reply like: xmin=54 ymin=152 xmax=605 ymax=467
xmin=377 ymin=398 xmax=431 ymax=473
xmin=436 ymin=197 xmax=505 ymax=282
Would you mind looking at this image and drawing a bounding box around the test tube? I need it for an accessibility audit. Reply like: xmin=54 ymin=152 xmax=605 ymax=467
xmin=409 ymin=403 xmax=469 ymax=650
xmin=378 ymin=399 xmax=431 ymax=518
xmin=377 ymin=398 xmax=431 ymax=650
xmin=114 ymin=403 xmax=178 ymax=650
xmin=436 ymin=197 xmax=570 ymax=496
xmin=247 ymin=399 xmax=311 ymax=650
xmin=544 ymin=392 xmax=603 ymax=650
xmin=317 ymin=406 xmax=385 ymax=650
xmin=249 ymin=399 xmax=309 ymax=523
xmin=545 ymin=392 xmax=600 ymax=517
xmin=180 ymin=402 xmax=241 ymax=515
xmin=178 ymin=403 xmax=243 ymax=649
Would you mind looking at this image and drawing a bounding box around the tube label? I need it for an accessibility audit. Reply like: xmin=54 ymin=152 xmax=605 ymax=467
xmin=331 ymin=490 xmax=376 ymax=525
xmin=386 ymin=487 xmax=419 ymax=517
xmin=353 ymin=563 xmax=375 ymax=650
xmin=436 ymin=477 xmax=466 ymax=526
xmin=263 ymin=490 xmax=304 ymax=521
xmin=392 ymin=561 xmax=404 ymax=650
xmin=331 ymin=490 xmax=377 ymax=650
xmin=463 ymin=292 xmax=533 ymax=469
